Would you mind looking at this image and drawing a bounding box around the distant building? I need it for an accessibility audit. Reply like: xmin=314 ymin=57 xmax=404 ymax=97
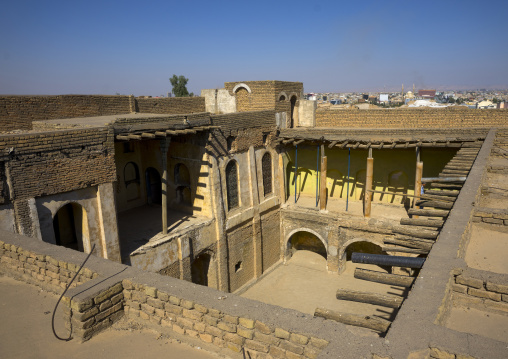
xmin=418 ymin=89 xmax=436 ymax=100
xmin=379 ymin=94 xmax=389 ymax=102
xmin=477 ymin=100 xmax=495 ymax=109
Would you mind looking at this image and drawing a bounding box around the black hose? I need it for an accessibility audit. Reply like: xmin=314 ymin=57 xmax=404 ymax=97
xmin=51 ymin=244 xmax=96 ymax=341
xmin=352 ymin=252 xmax=425 ymax=269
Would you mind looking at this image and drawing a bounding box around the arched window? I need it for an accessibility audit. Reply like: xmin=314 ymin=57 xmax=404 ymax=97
xmin=262 ymin=152 xmax=272 ymax=196
xmin=226 ymin=160 xmax=239 ymax=210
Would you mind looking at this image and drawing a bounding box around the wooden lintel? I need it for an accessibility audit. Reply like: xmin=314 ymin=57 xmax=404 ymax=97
xmin=166 ymin=130 xmax=177 ymax=135
xmin=282 ymin=139 xmax=294 ymax=145
xmin=353 ymin=142 xmax=361 ymax=149
xmin=116 ymin=135 xmax=130 ymax=141
xmin=154 ymin=131 xmax=167 ymax=137
xmin=128 ymin=134 xmax=142 ymax=140
xmin=328 ymin=141 xmax=338 ymax=149
xmin=141 ymin=133 xmax=156 ymax=138
xmin=340 ymin=141 xmax=348 ymax=148
xmin=294 ymin=139 xmax=305 ymax=145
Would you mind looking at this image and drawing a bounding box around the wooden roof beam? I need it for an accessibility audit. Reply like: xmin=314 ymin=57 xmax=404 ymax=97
xmin=294 ymin=139 xmax=305 ymax=145
xmin=328 ymin=140 xmax=338 ymax=149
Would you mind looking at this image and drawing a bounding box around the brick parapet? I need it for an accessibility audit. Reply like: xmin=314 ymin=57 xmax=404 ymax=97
xmin=315 ymin=108 xmax=508 ymax=128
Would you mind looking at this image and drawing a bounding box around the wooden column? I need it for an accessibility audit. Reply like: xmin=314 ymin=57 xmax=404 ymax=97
xmin=413 ymin=161 xmax=423 ymax=219
xmin=320 ymin=156 xmax=327 ymax=211
xmin=161 ymin=138 xmax=170 ymax=235
xmin=364 ymin=148 xmax=374 ymax=217
xmin=278 ymin=153 xmax=285 ymax=203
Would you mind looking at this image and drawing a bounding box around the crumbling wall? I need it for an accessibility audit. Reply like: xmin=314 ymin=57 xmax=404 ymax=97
xmin=316 ymin=107 xmax=508 ymax=128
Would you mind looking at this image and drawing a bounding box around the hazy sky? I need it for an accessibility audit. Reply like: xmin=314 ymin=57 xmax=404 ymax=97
xmin=1 ymin=0 xmax=507 ymax=95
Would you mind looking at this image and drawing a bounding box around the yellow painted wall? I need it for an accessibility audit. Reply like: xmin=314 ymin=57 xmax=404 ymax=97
xmin=283 ymin=146 xmax=456 ymax=205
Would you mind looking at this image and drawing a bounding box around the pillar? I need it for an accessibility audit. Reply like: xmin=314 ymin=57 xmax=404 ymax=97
xmin=414 ymin=161 xmax=423 ymax=212
xmin=161 ymin=138 xmax=170 ymax=234
xmin=364 ymin=149 xmax=374 ymax=217
xmin=96 ymin=183 xmax=121 ymax=262
xmin=320 ymin=156 xmax=327 ymax=211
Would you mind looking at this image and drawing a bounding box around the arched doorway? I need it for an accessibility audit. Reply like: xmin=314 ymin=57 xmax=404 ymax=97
xmin=53 ymin=203 xmax=88 ymax=252
xmin=191 ymin=252 xmax=217 ymax=288
xmin=287 ymin=231 xmax=327 ymax=259
xmin=339 ymin=240 xmax=387 ymax=273
xmin=145 ymin=167 xmax=161 ymax=205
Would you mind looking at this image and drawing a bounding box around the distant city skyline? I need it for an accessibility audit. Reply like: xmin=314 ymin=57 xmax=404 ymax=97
xmin=1 ymin=0 xmax=507 ymax=96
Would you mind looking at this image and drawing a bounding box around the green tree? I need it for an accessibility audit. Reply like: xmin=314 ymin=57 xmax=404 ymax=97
xmin=169 ymin=75 xmax=193 ymax=97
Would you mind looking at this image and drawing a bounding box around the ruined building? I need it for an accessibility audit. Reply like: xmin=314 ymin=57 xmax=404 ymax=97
xmin=1 ymin=80 xmax=508 ymax=358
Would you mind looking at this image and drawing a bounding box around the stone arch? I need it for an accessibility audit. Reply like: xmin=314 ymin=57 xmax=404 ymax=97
xmin=175 ymin=163 xmax=192 ymax=207
xmin=278 ymin=91 xmax=288 ymax=102
xmin=225 ymin=159 xmax=240 ymax=210
xmin=285 ymin=228 xmax=327 ymax=260
xmin=52 ymin=202 xmax=89 ymax=253
xmin=232 ymin=83 xmax=252 ymax=94
xmin=191 ymin=249 xmax=218 ymax=289
xmin=338 ymin=237 xmax=386 ymax=274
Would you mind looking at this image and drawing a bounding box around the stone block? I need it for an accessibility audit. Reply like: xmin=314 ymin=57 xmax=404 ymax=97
xmin=71 ymin=298 xmax=93 ymax=312
xmin=468 ymin=287 xmax=502 ymax=301
xmin=213 ymin=337 xmax=225 ymax=348
xmin=223 ymin=314 xmax=238 ymax=324
xmin=486 ymin=281 xmax=508 ymax=294
xmin=274 ymin=328 xmax=290 ymax=340
xmin=309 ymin=337 xmax=329 ymax=349
xmin=194 ymin=303 xmax=208 ymax=314
xmin=484 ymin=299 xmax=508 ymax=313
xmin=451 ymin=284 xmax=468 ymax=294
xmin=140 ymin=303 xmax=155 ymax=315
xmin=456 ymin=275 xmax=483 ymax=289
xmin=182 ymin=309 xmax=203 ymax=321
xmin=208 ymin=308 xmax=221 ymax=318
xmin=205 ymin=325 xmax=224 ymax=338
xmin=154 ymin=308 xmax=164 ymax=318
xmin=164 ymin=302 xmax=183 ymax=315
xmin=99 ymin=300 xmax=113 ymax=312
xmin=111 ymin=293 xmax=123 ymax=305
xmin=304 ymin=346 xmax=320 ymax=359
xmin=290 ymin=333 xmax=308 ymax=345
xmin=94 ymin=283 xmax=123 ymax=304
xmin=237 ymin=326 xmax=254 ymax=339
xmin=286 ymin=352 xmax=304 ymax=359
xmin=254 ymin=331 xmax=279 ymax=345
xmin=161 ymin=319 xmax=172 ymax=328
xmin=227 ymin=342 xmax=242 ymax=353
xmin=147 ymin=297 xmax=164 ymax=309
xmin=224 ymin=332 xmax=245 ymax=345
xmin=176 ymin=317 xmax=194 ymax=329
xmin=173 ymin=323 xmax=185 ymax=335
xmin=218 ymin=321 xmax=236 ymax=333
xmin=279 ymin=340 xmax=304 ymax=354
xmin=150 ymin=316 xmax=161 ymax=325
xmin=157 ymin=291 xmax=169 ymax=302
xmin=502 ymin=294 xmax=508 ymax=302
xmin=203 ymin=314 xmax=218 ymax=326
xmin=169 ymin=296 xmax=181 ymax=305
xmin=269 ymin=346 xmax=286 ymax=359
xmin=429 ymin=347 xmax=455 ymax=359
xmin=144 ymin=286 xmax=157 ymax=298
xmin=239 ymin=317 xmax=255 ymax=329
xmin=199 ymin=333 xmax=213 ymax=343
xmin=181 ymin=299 xmax=194 ymax=309
xmin=122 ymin=279 xmax=133 ymax=290
xmin=248 ymin=338 xmax=272 ymax=353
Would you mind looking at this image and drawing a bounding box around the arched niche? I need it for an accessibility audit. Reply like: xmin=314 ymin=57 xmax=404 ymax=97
xmin=225 ymin=160 xmax=239 ymax=210
xmin=285 ymin=228 xmax=327 ymax=260
xmin=52 ymin=202 xmax=89 ymax=252
xmin=338 ymin=238 xmax=386 ymax=274
xmin=145 ymin=167 xmax=162 ymax=205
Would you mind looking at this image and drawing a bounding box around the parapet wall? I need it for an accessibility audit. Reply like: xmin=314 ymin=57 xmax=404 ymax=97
xmin=315 ymin=107 xmax=508 ymax=128
xmin=0 ymin=95 xmax=206 ymax=132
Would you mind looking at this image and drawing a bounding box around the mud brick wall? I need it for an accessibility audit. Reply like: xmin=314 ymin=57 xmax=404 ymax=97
xmin=0 ymin=162 xmax=6 ymax=204
xmin=224 ymin=81 xmax=303 ymax=113
xmin=226 ymin=221 xmax=256 ymax=292
xmin=123 ymin=280 xmax=329 ymax=358
xmin=451 ymin=271 xmax=508 ymax=314
xmin=0 ymin=95 xmax=131 ymax=132
xmin=135 ymin=97 xmax=205 ymax=114
xmin=0 ymin=239 xmax=97 ymax=294
xmin=66 ymin=280 xmax=124 ymax=341
xmin=0 ymin=128 xmax=115 ymax=200
xmin=315 ymin=107 xmax=508 ymax=128
xmin=208 ymin=110 xmax=276 ymax=156
xmin=472 ymin=207 xmax=508 ymax=226
xmin=261 ymin=209 xmax=281 ymax=270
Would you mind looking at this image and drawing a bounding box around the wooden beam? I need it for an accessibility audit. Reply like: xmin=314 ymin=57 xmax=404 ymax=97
xmin=154 ymin=131 xmax=167 ymax=137
xmin=166 ymin=130 xmax=177 ymax=135
xmin=314 ymin=308 xmax=391 ymax=332
xmin=383 ymin=237 xmax=433 ymax=251
xmin=392 ymin=225 xmax=438 ymax=239
xmin=354 ymin=268 xmax=415 ymax=288
xmin=336 ymin=289 xmax=403 ymax=309
xmin=294 ymin=139 xmax=305 ymax=145
xmin=407 ymin=208 xmax=450 ymax=217
xmin=399 ymin=218 xmax=444 ymax=228
xmin=116 ymin=135 xmax=130 ymax=141
xmin=141 ymin=132 xmax=156 ymax=138
xmin=382 ymin=246 xmax=429 ymax=255
xmin=128 ymin=134 xmax=142 ymax=140
xmin=282 ymin=139 xmax=294 ymax=145
xmin=328 ymin=140 xmax=338 ymax=149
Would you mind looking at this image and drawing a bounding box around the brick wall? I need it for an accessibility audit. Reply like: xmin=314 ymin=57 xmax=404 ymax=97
xmin=0 ymin=95 xmax=206 ymax=132
xmin=261 ymin=210 xmax=281 ymax=271
xmin=0 ymin=95 xmax=131 ymax=132
xmin=472 ymin=207 xmax=508 ymax=226
xmin=208 ymin=110 xmax=276 ymax=156
xmin=315 ymin=107 xmax=508 ymax=128
xmin=0 ymin=128 xmax=115 ymax=201
xmin=135 ymin=97 xmax=205 ymax=114
xmin=0 ymin=238 xmax=98 ymax=294
xmin=224 ymin=81 xmax=303 ymax=113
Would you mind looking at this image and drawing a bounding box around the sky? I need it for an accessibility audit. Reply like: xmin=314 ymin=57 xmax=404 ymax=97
xmin=1 ymin=0 xmax=507 ymax=95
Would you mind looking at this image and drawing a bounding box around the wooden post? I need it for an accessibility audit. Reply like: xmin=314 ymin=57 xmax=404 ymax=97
xmin=364 ymin=148 xmax=374 ymax=217
xmin=413 ymin=161 xmax=423 ymax=214
xmin=161 ymin=138 xmax=170 ymax=235
xmin=320 ymin=156 xmax=327 ymax=211
xmin=278 ymin=153 xmax=285 ymax=203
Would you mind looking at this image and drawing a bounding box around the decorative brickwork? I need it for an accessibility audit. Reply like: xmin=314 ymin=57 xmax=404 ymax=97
xmin=315 ymin=108 xmax=508 ymax=128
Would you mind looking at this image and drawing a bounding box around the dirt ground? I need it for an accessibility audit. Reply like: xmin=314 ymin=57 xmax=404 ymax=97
xmin=465 ymin=224 xmax=508 ymax=274
xmin=446 ymin=306 xmax=508 ymax=343
xmin=0 ymin=274 xmax=229 ymax=359
xmin=241 ymin=250 xmax=405 ymax=330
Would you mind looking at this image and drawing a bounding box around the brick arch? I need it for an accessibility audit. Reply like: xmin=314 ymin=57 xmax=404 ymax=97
xmin=232 ymin=83 xmax=252 ymax=94
xmin=285 ymin=228 xmax=327 ymax=254
xmin=338 ymin=237 xmax=385 ymax=274
xmin=278 ymin=91 xmax=288 ymax=101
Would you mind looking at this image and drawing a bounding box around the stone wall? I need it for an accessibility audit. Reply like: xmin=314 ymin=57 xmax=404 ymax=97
xmin=315 ymin=107 xmax=508 ymax=128
xmin=134 ymin=97 xmax=205 ymax=115
xmin=472 ymin=207 xmax=508 ymax=226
